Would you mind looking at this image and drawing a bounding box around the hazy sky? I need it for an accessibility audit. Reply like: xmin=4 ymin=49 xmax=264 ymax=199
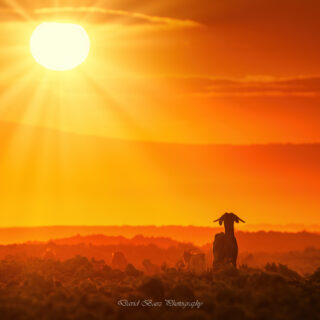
xmin=0 ymin=1 xmax=319 ymax=227
xmin=0 ymin=0 xmax=320 ymax=144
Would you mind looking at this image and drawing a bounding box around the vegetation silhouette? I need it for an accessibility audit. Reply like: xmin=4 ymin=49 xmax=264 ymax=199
xmin=0 ymin=255 xmax=319 ymax=320
xmin=0 ymin=232 xmax=319 ymax=319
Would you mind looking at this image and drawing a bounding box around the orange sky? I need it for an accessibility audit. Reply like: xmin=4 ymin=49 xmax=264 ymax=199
xmin=0 ymin=0 xmax=319 ymax=227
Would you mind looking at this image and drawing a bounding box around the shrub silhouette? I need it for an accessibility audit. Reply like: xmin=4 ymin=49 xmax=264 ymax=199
xmin=0 ymin=254 xmax=319 ymax=320
xmin=310 ymin=267 xmax=320 ymax=283
xmin=265 ymin=263 xmax=301 ymax=280
xmin=169 ymin=284 xmax=195 ymax=300
xmin=138 ymin=277 xmax=164 ymax=299
xmin=125 ymin=264 xmax=143 ymax=277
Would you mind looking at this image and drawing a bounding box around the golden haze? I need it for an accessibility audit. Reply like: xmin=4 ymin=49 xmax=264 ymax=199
xmin=0 ymin=1 xmax=319 ymax=228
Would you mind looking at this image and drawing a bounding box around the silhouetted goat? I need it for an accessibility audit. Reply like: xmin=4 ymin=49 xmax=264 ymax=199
xmin=183 ymin=251 xmax=206 ymax=274
xmin=212 ymin=212 xmax=245 ymax=270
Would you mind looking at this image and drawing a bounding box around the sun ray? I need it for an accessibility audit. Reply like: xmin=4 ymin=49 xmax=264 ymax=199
xmin=81 ymin=71 xmax=148 ymax=141
xmin=80 ymin=65 xmax=187 ymax=205
xmin=0 ymin=64 xmax=38 ymax=121
xmin=2 ymin=0 xmax=34 ymax=22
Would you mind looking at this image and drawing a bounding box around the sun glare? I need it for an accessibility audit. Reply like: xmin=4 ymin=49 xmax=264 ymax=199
xmin=30 ymin=22 xmax=90 ymax=71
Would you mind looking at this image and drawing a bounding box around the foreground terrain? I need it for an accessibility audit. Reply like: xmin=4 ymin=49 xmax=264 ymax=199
xmin=0 ymin=256 xmax=319 ymax=320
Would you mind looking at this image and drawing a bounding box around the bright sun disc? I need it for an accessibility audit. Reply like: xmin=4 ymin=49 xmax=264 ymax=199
xmin=30 ymin=22 xmax=90 ymax=71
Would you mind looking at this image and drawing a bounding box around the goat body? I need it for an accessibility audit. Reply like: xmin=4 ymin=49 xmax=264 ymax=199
xmin=212 ymin=212 xmax=244 ymax=270
xmin=213 ymin=232 xmax=238 ymax=270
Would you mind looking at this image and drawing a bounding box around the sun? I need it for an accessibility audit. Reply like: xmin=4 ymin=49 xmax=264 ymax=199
xmin=30 ymin=22 xmax=90 ymax=71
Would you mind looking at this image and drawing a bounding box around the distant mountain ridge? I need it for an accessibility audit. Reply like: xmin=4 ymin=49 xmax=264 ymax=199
xmin=51 ymin=234 xmax=183 ymax=249
xmin=1 ymin=226 xmax=320 ymax=252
